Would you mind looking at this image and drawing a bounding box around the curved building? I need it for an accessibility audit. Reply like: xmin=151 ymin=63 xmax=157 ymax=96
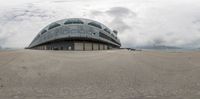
xmin=28 ymin=18 xmax=121 ymax=51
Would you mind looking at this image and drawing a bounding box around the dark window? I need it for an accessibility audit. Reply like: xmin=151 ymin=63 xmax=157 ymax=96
xmin=48 ymin=23 xmax=61 ymax=30
xmin=88 ymin=22 xmax=102 ymax=29
xmin=111 ymin=34 xmax=118 ymax=40
xmin=64 ymin=21 xmax=72 ymax=24
xmin=111 ymin=34 xmax=114 ymax=37
xmin=113 ymin=30 xmax=118 ymax=34
xmin=41 ymin=30 xmax=47 ymax=35
xmin=37 ymin=35 xmax=40 ymax=38
xmin=111 ymin=39 xmax=120 ymax=45
xmin=99 ymin=32 xmax=120 ymax=45
xmin=64 ymin=19 xmax=84 ymax=25
xmin=104 ymin=28 xmax=111 ymax=34
xmin=99 ymin=32 xmax=111 ymax=41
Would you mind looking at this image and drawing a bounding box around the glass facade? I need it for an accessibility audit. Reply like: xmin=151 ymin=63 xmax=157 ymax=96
xmin=48 ymin=23 xmax=61 ymax=30
xmin=64 ymin=19 xmax=84 ymax=25
xmin=28 ymin=18 xmax=121 ymax=49
xmin=41 ymin=29 xmax=47 ymax=35
xmin=88 ymin=22 xmax=102 ymax=29
xmin=104 ymin=28 xmax=111 ymax=34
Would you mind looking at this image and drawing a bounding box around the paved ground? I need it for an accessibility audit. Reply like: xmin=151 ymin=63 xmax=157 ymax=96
xmin=0 ymin=49 xmax=200 ymax=99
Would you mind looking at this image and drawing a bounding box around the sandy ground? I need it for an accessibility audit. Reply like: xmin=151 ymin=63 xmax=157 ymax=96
xmin=0 ymin=49 xmax=200 ymax=99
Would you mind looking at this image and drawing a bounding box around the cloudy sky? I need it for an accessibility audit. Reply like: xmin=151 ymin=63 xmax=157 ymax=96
xmin=0 ymin=0 xmax=200 ymax=48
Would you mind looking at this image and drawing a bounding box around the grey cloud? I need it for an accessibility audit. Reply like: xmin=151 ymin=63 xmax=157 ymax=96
xmin=1 ymin=0 xmax=200 ymax=48
xmin=183 ymin=38 xmax=200 ymax=48
xmin=151 ymin=37 xmax=166 ymax=46
xmin=106 ymin=7 xmax=136 ymax=17
xmin=0 ymin=3 xmax=55 ymax=23
xmin=110 ymin=18 xmax=131 ymax=33
xmin=193 ymin=20 xmax=200 ymax=24
xmin=0 ymin=36 xmax=9 ymax=48
xmin=90 ymin=11 xmax=103 ymax=16
xmin=90 ymin=7 xmax=136 ymax=33
xmin=0 ymin=3 xmax=57 ymax=48
xmin=52 ymin=0 xmax=74 ymax=3
xmin=106 ymin=7 xmax=136 ymax=32
xmin=193 ymin=20 xmax=200 ymax=31
xmin=0 ymin=38 xmax=6 ymax=46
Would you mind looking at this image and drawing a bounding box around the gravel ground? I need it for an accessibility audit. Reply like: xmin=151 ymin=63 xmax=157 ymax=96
xmin=0 ymin=49 xmax=200 ymax=99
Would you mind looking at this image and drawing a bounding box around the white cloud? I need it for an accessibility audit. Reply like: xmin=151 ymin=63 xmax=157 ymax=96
xmin=0 ymin=0 xmax=200 ymax=48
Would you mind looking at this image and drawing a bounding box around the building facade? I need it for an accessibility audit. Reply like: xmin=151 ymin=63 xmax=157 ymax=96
xmin=28 ymin=18 xmax=121 ymax=51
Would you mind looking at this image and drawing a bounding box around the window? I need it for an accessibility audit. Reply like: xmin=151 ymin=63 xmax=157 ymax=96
xmin=99 ymin=32 xmax=111 ymax=41
xmin=88 ymin=22 xmax=102 ymax=29
xmin=41 ymin=29 xmax=47 ymax=35
xmin=111 ymin=34 xmax=114 ymax=37
xmin=36 ymin=35 xmax=40 ymax=38
xmin=64 ymin=19 xmax=84 ymax=25
xmin=48 ymin=23 xmax=61 ymax=30
xmin=99 ymin=32 xmax=120 ymax=45
xmin=104 ymin=28 xmax=111 ymax=34
xmin=111 ymin=39 xmax=120 ymax=45
xmin=111 ymin=34 xmax=117 ymax=40
xmin=113 ymin=30 xmax=118 ymax=34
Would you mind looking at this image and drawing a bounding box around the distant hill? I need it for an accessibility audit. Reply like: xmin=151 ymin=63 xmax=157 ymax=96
xmin=138 ymin=45 xmax=182 ymax=50
xmin=0 ymin=46 xmax=16 ymax=51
